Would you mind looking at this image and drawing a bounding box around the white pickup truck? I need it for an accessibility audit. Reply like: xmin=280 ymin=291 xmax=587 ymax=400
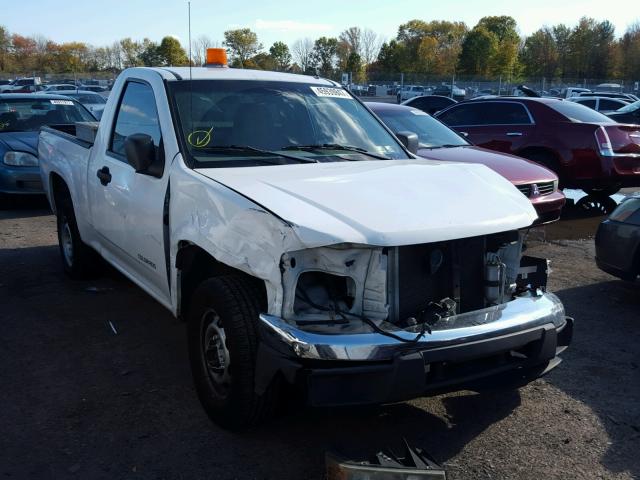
xmin=39 ymin=61 xmax=572 ymax=429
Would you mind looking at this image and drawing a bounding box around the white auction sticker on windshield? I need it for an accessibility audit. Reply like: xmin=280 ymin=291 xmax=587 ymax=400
xmin=50 ymin=100 xmax=74 ymax=105
xmin=310 ymin=86 xmax=352 ymax=99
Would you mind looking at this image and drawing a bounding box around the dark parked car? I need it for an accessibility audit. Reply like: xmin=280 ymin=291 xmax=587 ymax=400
xmin=50 ymin=90 xmax=107 ymax=119
xmin=606 ymin=100 xmax=640 ymax=124
xmin=435 ymin=98 xmax=640 ymax=196
xmin=401 ymin=95 xmax=457 ymax=115
xmin=367 ymin=102 xmax=565 ymax=223
xmin=595 ymin=194 xmax=640 ymax=281
xmin=0 ymin=94 xmax=95 ymax=198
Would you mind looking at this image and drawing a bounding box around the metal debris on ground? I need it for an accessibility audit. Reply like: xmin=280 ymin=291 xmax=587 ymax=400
xmin=108 ymin=321 xmax=118 ymax=335
xmin=326 ymin=439 xmax=446 ymax=479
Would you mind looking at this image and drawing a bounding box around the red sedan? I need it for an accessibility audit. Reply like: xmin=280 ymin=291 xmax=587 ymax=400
xmin=435 ymin=97 xmax=640 ymax=196
xmin=367 ymin=102 xmax=565 ymax=224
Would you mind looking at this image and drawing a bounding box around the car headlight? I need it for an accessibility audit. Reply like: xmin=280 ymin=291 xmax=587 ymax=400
xmin=3 ymin=151 xmax=38 ymax=167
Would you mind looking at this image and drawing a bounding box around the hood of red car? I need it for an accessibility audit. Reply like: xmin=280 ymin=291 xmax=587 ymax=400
xmin=417 ymin=145 xmax=558 ymax=185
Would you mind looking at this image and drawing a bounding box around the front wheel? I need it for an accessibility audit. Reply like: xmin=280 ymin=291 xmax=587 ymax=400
xmin=187 ymin=275 xmax=278 ymax=430
xmin=56 ymin=195 xmax=101 ymax=279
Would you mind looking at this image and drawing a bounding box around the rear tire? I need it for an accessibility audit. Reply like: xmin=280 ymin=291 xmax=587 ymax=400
xmin=56 ymin=193 xmax=101 ymax=279
xmin=187 ymin=275 xmax=278 ymax=430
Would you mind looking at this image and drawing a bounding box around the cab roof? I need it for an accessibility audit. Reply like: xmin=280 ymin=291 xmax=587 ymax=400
xmin=140 ymin=66 xmax=339 ymax=86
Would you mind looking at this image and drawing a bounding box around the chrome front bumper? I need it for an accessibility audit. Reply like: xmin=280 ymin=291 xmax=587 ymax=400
xmin=258 ymin=293 xmax=566 ymax=362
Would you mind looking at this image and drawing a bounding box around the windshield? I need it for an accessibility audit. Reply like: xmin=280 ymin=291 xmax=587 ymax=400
xmin=549 ymin=101 xmax=615 ymax=123
xmin=169 ymin=80 xmax=408 ymax=167
xmin=374 ymin=107 xmax=468 ymax=148
xmin=617 ymin=100 xmax=640 ymax=113
xmin=68 ymin=93 xmax=106 ymax=104
xmin=0 ymin=98 xmax=95 ymax=132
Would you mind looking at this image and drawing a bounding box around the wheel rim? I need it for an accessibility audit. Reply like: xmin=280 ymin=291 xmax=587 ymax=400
xmin=61 ymin=219 xmax=74 ymax=266
xmin=201 ymin=309 xmax=231 ymax=398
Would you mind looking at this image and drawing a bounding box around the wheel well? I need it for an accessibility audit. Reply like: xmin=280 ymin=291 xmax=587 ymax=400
xmin=49 ymin=173 xmax=70 ymax=213
xmin=176 ymin=242 xmax=267 ymax=320
xmin=517 ymin=147 xmax=564 ymax=181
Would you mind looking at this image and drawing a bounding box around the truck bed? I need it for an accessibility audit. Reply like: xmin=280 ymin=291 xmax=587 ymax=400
xmin=42 ymin=122 xmax=99 ymax=148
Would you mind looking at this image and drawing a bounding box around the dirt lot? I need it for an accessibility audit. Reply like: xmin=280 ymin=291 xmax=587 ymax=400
xmin=1 ymin=195 xmax=639 ymax=480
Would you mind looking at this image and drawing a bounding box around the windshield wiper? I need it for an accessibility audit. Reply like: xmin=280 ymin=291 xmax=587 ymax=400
xmin=195 ymin=145 xmax=319 ymax=164
xmin=282 ymin=144 xmax=390 ymax=160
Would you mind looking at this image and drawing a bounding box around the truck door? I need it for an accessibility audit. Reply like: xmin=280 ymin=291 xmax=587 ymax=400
xmin=88 ymin=79 xmax=172 ymax=302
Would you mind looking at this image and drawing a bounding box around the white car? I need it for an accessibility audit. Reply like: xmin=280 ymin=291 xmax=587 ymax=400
xmin=397 ymin=85 xmax=429 ymax=103
xmin=38 ymin=55 xmax=572 ymax=430
xmin=569 ymin=96 xmax=630 ymax=113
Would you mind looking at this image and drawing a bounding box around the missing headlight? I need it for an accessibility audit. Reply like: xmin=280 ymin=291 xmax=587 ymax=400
xmin=294 ymin=272 xmax=356 ymax=317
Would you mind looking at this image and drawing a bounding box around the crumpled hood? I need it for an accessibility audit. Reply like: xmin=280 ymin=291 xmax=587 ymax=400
xmin=0 ymin=131 xmax=39 ymax=156
xmin=197 ymin=159 xmax=538 ymax=247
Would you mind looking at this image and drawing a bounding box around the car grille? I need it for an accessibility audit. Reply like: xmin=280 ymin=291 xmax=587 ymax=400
xmin=516 ymin=181 xmax=555 ymax=198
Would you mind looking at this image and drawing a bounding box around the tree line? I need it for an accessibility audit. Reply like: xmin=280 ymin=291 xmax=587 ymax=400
xmin=1 ymin=16 xmax=639 ymax=82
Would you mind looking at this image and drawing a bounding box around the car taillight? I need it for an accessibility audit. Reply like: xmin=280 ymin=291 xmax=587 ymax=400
xmin=595 ymin=126 xmax=614 ymax=157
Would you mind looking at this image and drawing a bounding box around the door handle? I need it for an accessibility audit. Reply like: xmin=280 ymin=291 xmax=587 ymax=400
xmin=506 ymin=132 xmax=523 ymax=136
xmin=96 ymin=166 xmax=112 ymax=186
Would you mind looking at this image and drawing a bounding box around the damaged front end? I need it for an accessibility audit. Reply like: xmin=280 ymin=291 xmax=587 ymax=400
xmin=256 ymin=230 xmax=572 ymax=406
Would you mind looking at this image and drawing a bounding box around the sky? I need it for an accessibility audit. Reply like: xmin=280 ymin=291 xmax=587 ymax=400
xmin=2 ymin=0 xmax=638 ymax=48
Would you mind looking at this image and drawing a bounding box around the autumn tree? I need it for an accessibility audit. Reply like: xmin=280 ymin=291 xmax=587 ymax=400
xmin=223 ymin=28 xmax=262 ymax=68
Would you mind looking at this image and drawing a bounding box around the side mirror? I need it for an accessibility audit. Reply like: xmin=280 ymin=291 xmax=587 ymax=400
xmin=395 ymin=131 xmax=419 ymax=154
xmin=124 ymin=133 xmax=156 ymax=173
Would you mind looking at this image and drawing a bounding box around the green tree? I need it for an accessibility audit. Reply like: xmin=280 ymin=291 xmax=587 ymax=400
xmin=458 ymin=26 xmax=498 ymax=76
xmin=223 ymin=28 xmax=262 ymax=68
xmin=269 ymin=41 xmax=291 ymax=71
xmin=619 ymin=23 xmax=640 ymax=80
xmin=520 ymin=27 xmax=559 ymax=78
xmin=312 ymin=36 xmax=338 ymax=77
xmin=250 ymin=52 xmax=276 ymax=70
xmin=0 ymin=26 xmax=12 ymax=72
xmin=375 ymin=40 xmax=407 ymax=74
xmin=157 ymin=36 xmax=188 ymax=66
xmin=138 ymin=38 xmax=162 ymax=66
xmin=476 ymin=16 xmax=520 ymax=77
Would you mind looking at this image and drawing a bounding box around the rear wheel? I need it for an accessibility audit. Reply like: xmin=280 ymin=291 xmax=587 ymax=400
xmin=55 ymin=193 xmax=101 ymax=279
xmin=187 ymin=275 xmax=278 ymax=430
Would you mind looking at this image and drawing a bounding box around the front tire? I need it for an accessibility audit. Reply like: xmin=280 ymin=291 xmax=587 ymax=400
xmin=56 ymin=194 xmax=100 ymax=279
xmin=187 ymin=275 xmax=278 ymax=430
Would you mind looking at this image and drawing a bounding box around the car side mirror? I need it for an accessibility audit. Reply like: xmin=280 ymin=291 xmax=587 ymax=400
xmin=395 ymin=131 xmax=419 ymax=154
xmin=124 ymin=133 xmax=161 ymax=175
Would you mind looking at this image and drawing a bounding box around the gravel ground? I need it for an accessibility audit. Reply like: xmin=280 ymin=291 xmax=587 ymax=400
xmin=1 ymin=196 xmax=639 ymax=480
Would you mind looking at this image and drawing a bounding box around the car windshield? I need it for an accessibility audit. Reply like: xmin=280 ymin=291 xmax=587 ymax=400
xmin=374 ymin=107 xmax=469 ymax=148
xmin=549 ymin=101 xmax=615 ymax=123
xmin=0 ymin=98 xmax=95 ymax=132
xmin=616 ymin=100 xmax=640 ymax=113
xmin=169 ymin=80 xmax=408 ymax=167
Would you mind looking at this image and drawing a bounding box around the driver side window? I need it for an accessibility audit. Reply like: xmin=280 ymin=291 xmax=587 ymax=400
xmin=110 ymin=81 xmax=161 ymax=158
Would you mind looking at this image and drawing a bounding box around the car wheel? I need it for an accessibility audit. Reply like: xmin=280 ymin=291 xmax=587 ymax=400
xmin=187 ymin=275 xmax=279 ymax=430
xmin=56 ymin=194 xmax=101 ymax=279
xmin=575 ymin=195 xmax=618 ymax=216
